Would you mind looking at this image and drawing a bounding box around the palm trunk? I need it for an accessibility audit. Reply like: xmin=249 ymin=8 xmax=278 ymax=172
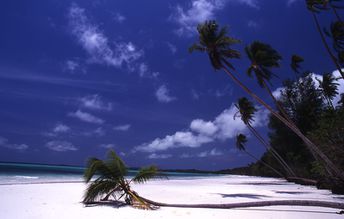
xmin=330 ymin=4 xmax=342 ymax=22
xmin=311 ymin=12 xmax=344 ymax=79
xmin=244 ymin=149 xmax=284 ymax=177
xmin=219 ymin=61 xmax=344 ymax=180
xmin=247 ymin=124 xmax=296 ymax=177
xmin=262 ymin=80 xmax=293 ymax=124
xmin=138 ymin=196 xmax=344 ymax=210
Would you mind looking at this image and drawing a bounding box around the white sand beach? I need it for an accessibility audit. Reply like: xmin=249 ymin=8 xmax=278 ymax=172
xmin=0 ymin=175 xmax=343 ymax=219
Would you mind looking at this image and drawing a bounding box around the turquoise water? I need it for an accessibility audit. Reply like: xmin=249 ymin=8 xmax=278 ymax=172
xmin=0 ymin=162 xmax=216 ymax=184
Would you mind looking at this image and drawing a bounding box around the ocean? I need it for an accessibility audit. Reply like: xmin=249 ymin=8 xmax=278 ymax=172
xmin=0 ymin=162 xmax=216 ymax=184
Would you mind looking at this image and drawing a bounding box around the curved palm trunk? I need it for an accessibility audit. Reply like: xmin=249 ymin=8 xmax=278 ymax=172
xmin=262 ymin=80 xmax=293 ymax=124
xmin=311 ymin=12 xmax=344 ymax=79
xmin=247 ymin=124 xmax=296 ymax=177
xmin=219 ymin=62 xmax=344 ymax=180
xmin=139 ymin=196 xmax=344 ymax=210
xmin=244 ymin=149 xmax=284 ymax=177
xmin=330 ymin=4 xmax=342 ymax=22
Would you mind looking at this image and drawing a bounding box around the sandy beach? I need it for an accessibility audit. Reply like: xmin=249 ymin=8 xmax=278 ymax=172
xmin=0 ymin=175 xmax=343 ymax=219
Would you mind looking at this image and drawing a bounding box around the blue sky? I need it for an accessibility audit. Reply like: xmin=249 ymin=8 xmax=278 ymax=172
xmin=0 ymin=0 xmax=341 ymax=170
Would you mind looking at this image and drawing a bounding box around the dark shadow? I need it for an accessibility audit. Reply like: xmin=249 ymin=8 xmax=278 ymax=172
xmin=334 ymin=196 xmax=344 ymax=200
xmin=227 ymin=182 xmax=290 ymax=186
xmin=230 ymin=207 xmax=340 ymax=215
xmin=274 ymin=191 xmax=311 ymax=195
xmin=218 ymin=193 xmax=271 ymax=199
xmin=83 ymin=200 xmax=128 ymax=209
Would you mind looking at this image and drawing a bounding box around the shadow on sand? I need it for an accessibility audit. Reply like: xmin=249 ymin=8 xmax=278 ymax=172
xmin=84 ymin=200 xmax=127 ymax=209
xmin=218 ymin=193 xmax=271 ymax=199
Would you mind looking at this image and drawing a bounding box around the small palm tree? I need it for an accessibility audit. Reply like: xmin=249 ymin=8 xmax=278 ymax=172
xmin=290 ymin=54 xmax=304 ymax=75
xmin=234 ymin=97 xmax=295 ymax=177
xmin=317 ymin=73 xmax=339 ymax=108
xmin=235 ymin=134 xmax=283 ymax=177
xmin=83 ymin=150 xmax=162 ymax=209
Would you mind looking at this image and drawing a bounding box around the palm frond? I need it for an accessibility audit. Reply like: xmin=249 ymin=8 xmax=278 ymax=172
xmin=188 ymin=43 xmax=206 ymax=53
xmin=83 ymin=179 xmax=120 ymax=203
xmin=132 ymin=166 xmax=165 ymax=184
xmin=84 ymin=158 xmax=112 ymax=183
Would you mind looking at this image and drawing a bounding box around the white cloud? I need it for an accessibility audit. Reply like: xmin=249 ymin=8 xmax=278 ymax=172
xmin=68 ymin=4 xmax=143 ymax=68
xmin=191 ymin=89 xmax=200 ymax=100
xmin=136 ymin=131 xmax=213 ymax=152
xmin=234 ymin=0 xmax=259 ymax=9
xmin=197 ymin=148 xmax=223 ymax=157
xmin=113 ymin=12 xmax=126 ymax=23
xmin=113 ymin=124 xmax=131 ymax=131
xmin=155 ymin=85 xmax=177 ymax=103
xmin=171 ymin=0 xmax=226 ymax=37
xmin=287 ymin=0 xmax=299 ymax=6
xmin=45 ymin=141 xmax=78 ymax=152
xmin=99 ymin=143 xmax=115 ymax=149
xmin=64 ymin=60 xmax=80 ymax=73
xmin=0 ymin=137 xmax=29 ymax=151
xmin=135 ymin=104 xmax=268 ymax=153
xmin=83 ymin=127 xmax=106 ymax=137
xmin=80 ymin=94 xmax=112 ymax=111
xmin=190 ymin=119 xmax=218 ymax=136
xmin=148 ymin=153 xmax=172 ymax=159
xmin=53 ymin=123 xmax=70 ymax=133
xmin=167 ymin=42 xmax=177 ymax=54
xmin=247 ymin=20 xmax=259 ymax=29
xmin=68 ymin=110 xmax=104 ymax=124
xmin=136 ymin=63 xmax=159 ymax=78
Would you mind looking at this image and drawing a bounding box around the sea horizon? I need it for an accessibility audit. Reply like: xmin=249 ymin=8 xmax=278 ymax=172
xmin=0 ymin=162 xmax=222 ymax=185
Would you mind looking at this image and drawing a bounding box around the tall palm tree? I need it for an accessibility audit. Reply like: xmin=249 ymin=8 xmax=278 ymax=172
xmin=327 ymin=0 xmax=343 ymax=21
xmin=290 ymin=54 xmax=304 ymax=75
xmin=189 ymin=20 xmax=344 ymax=180
xmin=235 ymin=134 xmax=284 ymax=177
xmin=306 ymin=0 xmax=344 ymax=79
xmin=245 ymin=41 xmax=292 ymax=122
xmin=83 ymin=150 xmax=161 ymax=209
xmin=325 ymin=21 xmax=344 ymax=63
xmin=317 ymin=73 xmax=340 ymax=108
xmin=234 ymin=97 xmax=295 ymax=177
xmin=189 ymin=21 xmax=344 ymax=180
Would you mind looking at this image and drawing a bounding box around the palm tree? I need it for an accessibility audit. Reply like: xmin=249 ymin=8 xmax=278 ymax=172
xmin=327 ymin=0 xmax=343 ymax=21
xmin=325 ymin=21 xmax=344 ymax=63
xmin=83 ymin=150 xmax=161 ymax=209
xmin=234 ymin=97 xmax=295 ymax=177
xmin=306 ymin=0 xmax=344 ymax=79
xmin=235 ymin=134 xmax=284 ymax=177
xmin=316 ymin=73 xmax=340 ymax=108
xmin=189 ymin=20 xmax=344 ymax=180
xmin=245 ymin=41 xmax=292 ymax=122
xmin=290 ymin=54 xmax=304 ymax=75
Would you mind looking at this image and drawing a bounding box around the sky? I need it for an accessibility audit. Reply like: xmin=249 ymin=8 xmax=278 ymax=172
xmin=0 ymin=0 xmax=342 ymax=170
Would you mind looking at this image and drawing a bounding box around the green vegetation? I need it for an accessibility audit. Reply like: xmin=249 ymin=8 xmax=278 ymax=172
xmin=189 ymin=1 xmax=344 ymax=193
xmin=83 ymin=150 xmax=162 ymax=209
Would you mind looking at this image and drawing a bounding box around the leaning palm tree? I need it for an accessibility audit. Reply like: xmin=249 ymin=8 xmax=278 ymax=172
xmin=83 ymin=150 xmax=161 ymax=209
xmin=325 ymin=21 xmax=344 ymax=63
xmin=235 ymin=134 xmax=284 ymax=177
xmin=234 ymin=97 xmax=295 ymax=177
xmin=306 ymin=0 xmax=344 ymax=79
xmin=245 ymin=41 xmax=292 ymax=122
xmin=317 ymin=73 xmax=340 ymax=108
xmin=189 ymin=20 xmax=344 ymax=180
xmin=290 ymin=54 xmax=304 ymax=75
